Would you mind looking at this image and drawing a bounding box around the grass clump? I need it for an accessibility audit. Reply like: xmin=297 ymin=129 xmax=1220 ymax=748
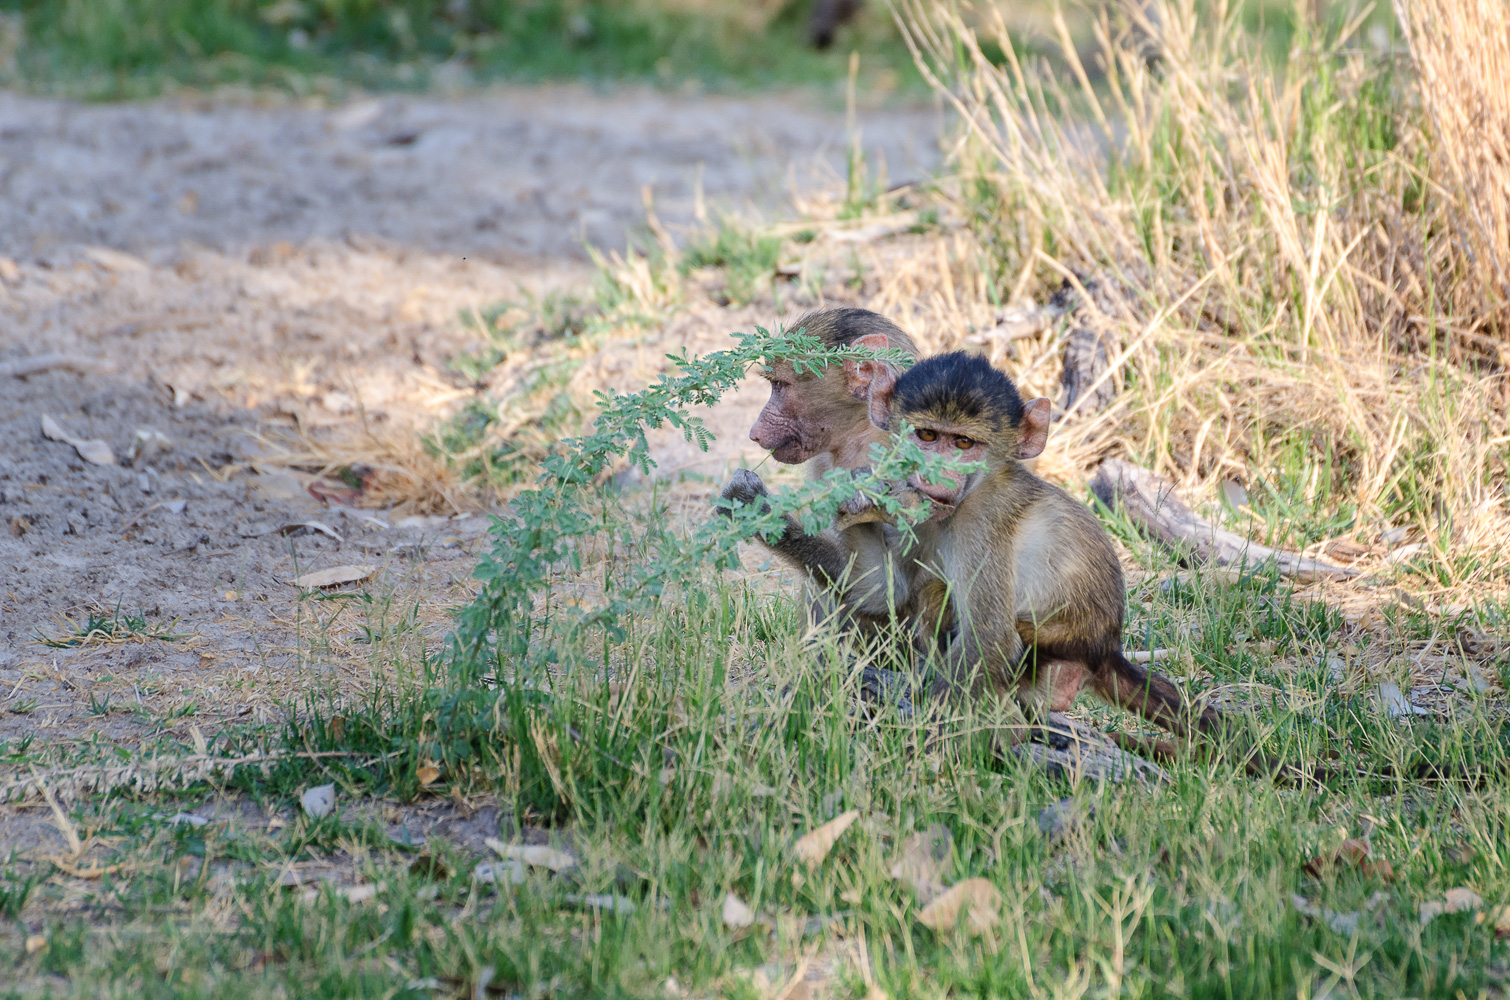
xmin=877 ymin=0 xmax=1510 ymax=591
xmin=682 ymin=222 xmax=783 ymax=306
xmin=4 ymin=545 xmax=1509 ymax=997
xmin=34 ymin=605 xmax=192 ymax=649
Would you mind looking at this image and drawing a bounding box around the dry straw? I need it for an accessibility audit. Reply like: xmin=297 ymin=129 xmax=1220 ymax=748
xmin=889 ymin=0 xmax=1509 ymax=583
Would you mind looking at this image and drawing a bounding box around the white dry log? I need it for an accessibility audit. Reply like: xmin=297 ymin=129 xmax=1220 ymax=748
xmin=1089 ymin=458 xmax=1357 ymax=582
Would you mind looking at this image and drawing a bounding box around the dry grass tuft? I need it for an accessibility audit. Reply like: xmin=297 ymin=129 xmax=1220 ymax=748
xmin=255 ymin=422 xmax=474 ymax=516
xmin=1395 ymin=0 xmax=1510 ymax=321
xmin=875 ymin=0 xmax=1510 ymax=586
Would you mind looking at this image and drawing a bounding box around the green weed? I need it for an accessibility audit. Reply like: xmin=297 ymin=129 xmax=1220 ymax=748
xmin=34 ymin=605 xmax=192 ymax=649
xmin=681 ymin=222 xmax=782 ymax=306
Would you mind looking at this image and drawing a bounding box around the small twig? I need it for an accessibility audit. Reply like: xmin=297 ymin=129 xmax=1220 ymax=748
xmin=0 ymin=353 xmax=115 ymax=378
xmin=120 ymin=502 xmax=165 ymax=534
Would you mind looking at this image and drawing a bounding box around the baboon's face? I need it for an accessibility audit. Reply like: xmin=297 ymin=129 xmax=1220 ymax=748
xmin=900 ymin=415 xmax=993 ymax=516
xmin=748 ymin=361 xmax=842 ymax=465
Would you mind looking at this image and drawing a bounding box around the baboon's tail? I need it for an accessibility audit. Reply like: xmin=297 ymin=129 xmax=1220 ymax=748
xmin=1092 ymin=651 xmax=1309 ymax=782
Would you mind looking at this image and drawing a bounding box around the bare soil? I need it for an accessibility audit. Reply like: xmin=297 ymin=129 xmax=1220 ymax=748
xmin=0 ymin=84 xmax=942 ymax=748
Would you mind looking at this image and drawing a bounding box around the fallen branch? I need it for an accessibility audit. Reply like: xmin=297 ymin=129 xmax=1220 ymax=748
xmin=1012 ymin=713 xmax=1169 ymax=785
xmin=962 ymin=304 xmax=1055 ymax=346
xmin=1089 ymin=458 xmax=1358 ymax=582
xmin=1058 ymin=324 xmax=1118 ymax=416
xmin=1 ymin=353 xmax=115 ymax=378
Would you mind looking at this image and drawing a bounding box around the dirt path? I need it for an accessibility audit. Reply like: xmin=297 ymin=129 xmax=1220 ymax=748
xmin=0 ymin=85 xmax=942 ymax=747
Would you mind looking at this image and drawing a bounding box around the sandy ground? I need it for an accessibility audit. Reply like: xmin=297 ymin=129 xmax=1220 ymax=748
xmin=0 ymin=84 xmax=944 ymax=748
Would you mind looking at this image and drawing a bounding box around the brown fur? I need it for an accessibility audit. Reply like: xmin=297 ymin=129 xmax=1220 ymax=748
xmin=720 ymin=309 xmax=921 ymax=639
xmin=867 ymin=354 xmax=1253 ymax=766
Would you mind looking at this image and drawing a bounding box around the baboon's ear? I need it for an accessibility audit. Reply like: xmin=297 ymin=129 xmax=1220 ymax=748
xmin=843 ymin=332 xmax=891 ymax=400
xmin=867 ymin=364 xmax=898 ymax=431
xmin=1018 ymin=398 xmax=1051 ymax=459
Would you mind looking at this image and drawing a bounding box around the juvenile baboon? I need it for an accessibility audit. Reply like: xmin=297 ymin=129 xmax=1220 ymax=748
xmin=746 ymin=307 xmax=918 ymax=474
xmin=861 ymin=351 xmax=1237 ymax=751
xmin=719 ymin=308 xmax=920 ymax=638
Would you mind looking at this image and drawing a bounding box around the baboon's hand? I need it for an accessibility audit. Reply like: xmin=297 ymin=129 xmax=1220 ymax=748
xmin=835 ymin=467 xmax=901 ymax=529
xmin=835 ymin=491 xmax=883 ymax=529
xmin=718 ymin=468 xmax=771 ymax=517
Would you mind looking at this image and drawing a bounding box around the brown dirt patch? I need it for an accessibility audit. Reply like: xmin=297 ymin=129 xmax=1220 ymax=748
xmin=0 ymin=84 xmax=943 ymax=748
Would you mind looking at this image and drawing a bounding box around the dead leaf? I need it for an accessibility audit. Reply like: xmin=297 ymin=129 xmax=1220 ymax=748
xmin=889 ymin=824 xmax=952 ymax=903
xmin=1420 ymin=886 xmax=1482 ymax=925
xmin=40 ymin=415 xmax=115 ymax=466
xmin=300 ymin=783 xmax=336 ymax=818
xmin=484 ymin=837 xmax=577 ymax=872
xmin=1374 ymin=681 xmax=1431 ymax=718
xmin=417 ymin=765 xmax=441 ymax=787
xmin=917 ymin=878 xmax=1001 ymax=934
xmin=793 ymin=809 xmax=860 ymax=867
xmin=24 ymin=934 xmax=45 ymax=955
xmin=722 ymin=891 xmax=756 ymax=929
xmin=291 ymin=564 xmax=377 ymax=589
xmin=1304 ymin=838 xmax=1394 ymax=881
xmin=127 ymin=428 xmax=172 ymax=466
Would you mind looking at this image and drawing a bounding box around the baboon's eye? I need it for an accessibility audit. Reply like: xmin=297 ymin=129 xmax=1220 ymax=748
xmin=916 ymin=428 xmax=938 ymax=443
xmin=954 ymin=436 xmax=975 ymax=450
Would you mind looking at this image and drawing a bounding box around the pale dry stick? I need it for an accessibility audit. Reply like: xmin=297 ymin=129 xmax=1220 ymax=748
xmin=30 ymin=767 xmax=84 ymax=857
xmin=1090 ymin=458 xmax=1357 ymax=581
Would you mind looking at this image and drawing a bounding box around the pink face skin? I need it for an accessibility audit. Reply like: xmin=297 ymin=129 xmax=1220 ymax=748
xmin=887 ymin=398 xmax=1052 ymax=521
xmin=748 ymin=333 xmax=894 ymax=466
xmin=906 ymin=424 xmax=990 ymax=514
xmin=748 ymin=368 xmax=834 ymax=464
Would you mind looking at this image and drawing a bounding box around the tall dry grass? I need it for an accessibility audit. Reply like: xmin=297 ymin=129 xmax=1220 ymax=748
xmin=889 ymin=0 xmax=1510 ymax=582
xmin=1394 ymin=0 xmax=1510 ymax=323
